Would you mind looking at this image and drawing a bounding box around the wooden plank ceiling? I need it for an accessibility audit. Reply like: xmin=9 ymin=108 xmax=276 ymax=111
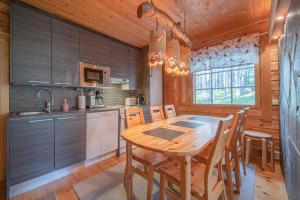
xmin=21 ymin=0 xmax=271 ymax=50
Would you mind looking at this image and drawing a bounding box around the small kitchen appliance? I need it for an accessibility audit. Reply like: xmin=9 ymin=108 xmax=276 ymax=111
xmin=80 ymin=62 xmax=110 ymax=88
xmin=137 ymin=94 xmax=146 ymax=105
xmin=86 ymin=90 xmax=96 ymax=108
xmin=125 ymin=97 xmax=137 ymax=106
xmin=95 ymin=90 xmax=105 ymax=108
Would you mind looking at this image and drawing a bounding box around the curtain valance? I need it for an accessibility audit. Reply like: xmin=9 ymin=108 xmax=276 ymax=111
xmin=190 ymin=33 xmax=259 ymax=73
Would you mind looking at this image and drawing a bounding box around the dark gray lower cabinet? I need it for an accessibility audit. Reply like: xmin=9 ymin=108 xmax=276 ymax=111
xmin=9 ymin=117 xmax=54 ymax=185
xmin=55 ymin=113 xmax=86 ymax=170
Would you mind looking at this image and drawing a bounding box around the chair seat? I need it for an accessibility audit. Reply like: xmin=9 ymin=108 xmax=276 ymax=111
xmin=244 ymin=130 xmax=272 ymax=139
xmin=193 ymin=142 xmax=212 ymax=164
xmin=132 ymin=148 xmax=168 ymax=166
xmin=158 ymin=159 xmax=218 ymax=198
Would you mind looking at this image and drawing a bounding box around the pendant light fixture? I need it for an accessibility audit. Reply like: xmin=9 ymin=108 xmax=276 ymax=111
xmin=165 ymin=37 xmax=180 ymax=74
xmin=148 ymin=18 xmax=167 ymax=67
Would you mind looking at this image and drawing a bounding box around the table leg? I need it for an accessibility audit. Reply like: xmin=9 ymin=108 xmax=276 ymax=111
xmin=126 ymin=142 xmax=133 ymax=200
xmin=180 ymin=156 xmax=192 ymax=200
xmin=262 ymin=138 xmax=267 ymax=170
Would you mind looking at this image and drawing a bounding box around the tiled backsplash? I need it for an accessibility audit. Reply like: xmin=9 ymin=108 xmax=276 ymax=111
xmin=9 ymin=84 xmax=136 ymax=112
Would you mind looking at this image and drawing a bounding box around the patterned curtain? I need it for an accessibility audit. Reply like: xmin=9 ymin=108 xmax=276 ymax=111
xmin=190 ymin=33 xmax=259 ymax=73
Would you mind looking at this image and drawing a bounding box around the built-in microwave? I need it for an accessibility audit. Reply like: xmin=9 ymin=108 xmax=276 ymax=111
xmin=80 ymin=62 xmax=110 ymax=87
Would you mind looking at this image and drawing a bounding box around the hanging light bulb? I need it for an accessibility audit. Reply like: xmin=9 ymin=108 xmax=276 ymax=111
xmin=148 ymin=20 xmax=167 ymax=67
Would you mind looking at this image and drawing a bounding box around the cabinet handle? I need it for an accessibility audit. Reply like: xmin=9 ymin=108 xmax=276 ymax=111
xmin=28 ymin=119 xmax=53 ymax=123
xmin=54 ymin=82 xmax=71 ymax=85
xmin=28 ymin=80 xmax=51 ymax=84
xmin=57 ymin=116 xmax=77 ymax=120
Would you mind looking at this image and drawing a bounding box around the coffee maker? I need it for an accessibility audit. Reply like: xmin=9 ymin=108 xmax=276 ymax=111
xmin=86 ymin=90 xmax=96 ymax=108
xmin=95 ymin=90 xmax=104 ymax=108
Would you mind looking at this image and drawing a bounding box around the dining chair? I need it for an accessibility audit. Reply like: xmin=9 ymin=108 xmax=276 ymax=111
xmin=164 ymin=104 xmax=176 ymax=119
xmin=150 ymin=106 xmax=165 ymax=122
xmin=193 ymin=111 xmax=244 ymax=199
xmin=158 ymin=115 xmax=234 ymax=200
xmin=124 ymin=108 xmax=168 ymax=200
xmin=237 ymin=107 xmax=250 ymax=175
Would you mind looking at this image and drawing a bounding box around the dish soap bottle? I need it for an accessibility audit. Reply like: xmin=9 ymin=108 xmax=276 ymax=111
xmin=62 ymin=98 xmax=69 ymax=112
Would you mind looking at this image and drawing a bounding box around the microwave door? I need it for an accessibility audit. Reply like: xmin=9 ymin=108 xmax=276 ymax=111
xmin=84 ymin=68 xmax=103 ymax=84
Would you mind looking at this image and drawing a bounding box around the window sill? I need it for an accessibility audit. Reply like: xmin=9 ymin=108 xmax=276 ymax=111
xmin=191 ymin=103 xmax=257 ymax=109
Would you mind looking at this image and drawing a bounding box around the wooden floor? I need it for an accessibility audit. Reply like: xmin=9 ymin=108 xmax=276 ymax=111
xmin=2 ymin=154 xmax=288 ymax=200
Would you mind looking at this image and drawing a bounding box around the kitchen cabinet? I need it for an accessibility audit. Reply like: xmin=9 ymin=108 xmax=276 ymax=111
xmin=86 ymin=110 xmax=119 ymax=160
xmin=11 ymin=4 xmax=52 ymax=85
xmin=52 ymin=19 xmax=80 ymax=87
xmin=110 ymin=40 xmax=130 ymax=80
xmin=79 ymin=29 xmax=110 ymax=66
xmin=55 ymin=113 xmax=86 ymax=170
xmin=129 ymin=47 xmax=142 ymax=90
xmin=9 ymin=117 xmax=54 ymax=185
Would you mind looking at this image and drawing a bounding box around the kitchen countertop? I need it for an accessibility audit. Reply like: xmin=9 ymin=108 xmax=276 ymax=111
xmin=9 ymin=105 xmax=149 ymax=119
xmin=9 ymin=106 xmax=121 ymax=119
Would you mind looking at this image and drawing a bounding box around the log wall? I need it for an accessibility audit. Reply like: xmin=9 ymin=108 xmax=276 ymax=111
xmin=279 ymin=0 xmax=300 ymax=199
xmin=164 ymin=35 xmax=280 ymax=152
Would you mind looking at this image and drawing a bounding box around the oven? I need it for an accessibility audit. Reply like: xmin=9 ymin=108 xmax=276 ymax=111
xmin=80 ymin=62 xmax=110 ymax=87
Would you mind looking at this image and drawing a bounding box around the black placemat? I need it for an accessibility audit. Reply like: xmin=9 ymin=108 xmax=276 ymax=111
xmin=187 ymin=116 xmax=218 ymax=122
xmin=143 ymin=128 xmax=184 ymax=140
xmin=171 ymin=121 xmax=203 ymax=128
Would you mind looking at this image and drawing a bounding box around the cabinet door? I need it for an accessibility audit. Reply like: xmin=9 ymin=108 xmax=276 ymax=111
xmin=12 ymin=4 xmax=51 ymax=85
xmin=9 ymin=117 xmax=54 ymax=185
xmin=55 ymin=114 xmax=86 ymax=170
xmin=110 ymin=40 xmax=130 ymax=80
xmin=79 ymin=29 xmax=110 ymax=66
xmin=129 ymin=47 xmax=142 ymax=90
xmin=52 ymin=19 xmax=79 ymax=87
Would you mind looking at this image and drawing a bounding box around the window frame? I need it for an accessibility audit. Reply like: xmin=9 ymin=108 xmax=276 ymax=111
xmin=192 ymin=63 xmax=260 ymax=107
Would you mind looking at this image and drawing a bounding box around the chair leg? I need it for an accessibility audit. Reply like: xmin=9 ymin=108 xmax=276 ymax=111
xmin=262 ymin=138 xmax=267 ymax=170
xmin=160 ymin=173 xmax=166 ymax=200
xmin=218 ymin=163 xmax=228 ymax=200
xmin=221 ymin=188 xmax=228 ymax=200
xmin=225 ymin=162 xmax=233 ymax=200
xmin=270 ymin=140 xmax=275 ymax=172
xmin=124 ymin=162 xmax=128 ymax=191
xmin=241 ymin=133 xmax=247 ymax=175
xmin=234 ymin=164 xmax=240 ymax=194
xmin=147 ymin=166 xmax=154 ymax=200
xmin=245 ymin=137 xmax=251 ymax=166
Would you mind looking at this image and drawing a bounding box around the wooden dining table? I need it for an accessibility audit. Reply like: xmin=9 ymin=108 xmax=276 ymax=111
xmin=122 ymin=115 xmax=222 ymax=200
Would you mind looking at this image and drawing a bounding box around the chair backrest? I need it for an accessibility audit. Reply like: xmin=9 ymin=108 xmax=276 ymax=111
xmin=164 ymin=104 xmax=176 ymax=119
xmin=205 ymin=115 xmax=234 ymax=199
xmin=150 ymin=106 xmax=165 ymax=122
xmin=239 ymin=107 xmax=250 ymax=134
xmin=225 ymin=110 xmax=244 ymax=151
xmin=125 ymin=108 xmax=145 ymax=128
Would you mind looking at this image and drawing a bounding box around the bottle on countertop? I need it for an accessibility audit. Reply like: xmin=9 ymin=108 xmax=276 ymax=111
xmin=62 ymin=98 xmax=69 ymax=112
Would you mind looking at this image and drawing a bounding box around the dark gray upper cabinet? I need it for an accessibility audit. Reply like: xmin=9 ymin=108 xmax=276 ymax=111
xmin=129 ymin=47 xmax=142 ymax=90
xmin=79 ymin=29 xmax=110 ymax=66
xmin=52 ymin=19 xmax=80 ymax=87
xmin=12 ymin=4 xmax=52 ymax=85
xmin=55 ymin=113 xmax=86 ymax=170
xmin=110 ymin=40 xmax=130 ymax=80
xmin=9 ymin=117 xmax=54 ymax=185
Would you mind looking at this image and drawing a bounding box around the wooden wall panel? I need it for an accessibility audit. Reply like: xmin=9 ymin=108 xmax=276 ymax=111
xmin=164 ymin=35 xmax=281 ymax=152
xmin=0 ymin=0 xmax=9 ymax=196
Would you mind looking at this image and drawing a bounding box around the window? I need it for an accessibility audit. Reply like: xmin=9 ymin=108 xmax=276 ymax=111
xmin=193 ymin=64 xmax=255 ymax=105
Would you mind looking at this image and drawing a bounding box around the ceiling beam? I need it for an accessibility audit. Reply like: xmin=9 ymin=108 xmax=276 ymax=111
xmin=137 ymin=1 xmax=192 ymax=48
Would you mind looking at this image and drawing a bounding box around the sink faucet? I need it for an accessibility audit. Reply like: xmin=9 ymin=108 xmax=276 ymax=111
xmin=36 ymin=88 xmax=54 ymax=113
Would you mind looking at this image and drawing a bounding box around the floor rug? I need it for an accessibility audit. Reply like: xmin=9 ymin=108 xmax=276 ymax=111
xmin=73 ymin=162 xmax=255 ymax=200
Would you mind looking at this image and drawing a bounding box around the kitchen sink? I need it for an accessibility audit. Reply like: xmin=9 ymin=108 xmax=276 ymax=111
xmin=19 ymin=111 xmax=48 ymax=116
